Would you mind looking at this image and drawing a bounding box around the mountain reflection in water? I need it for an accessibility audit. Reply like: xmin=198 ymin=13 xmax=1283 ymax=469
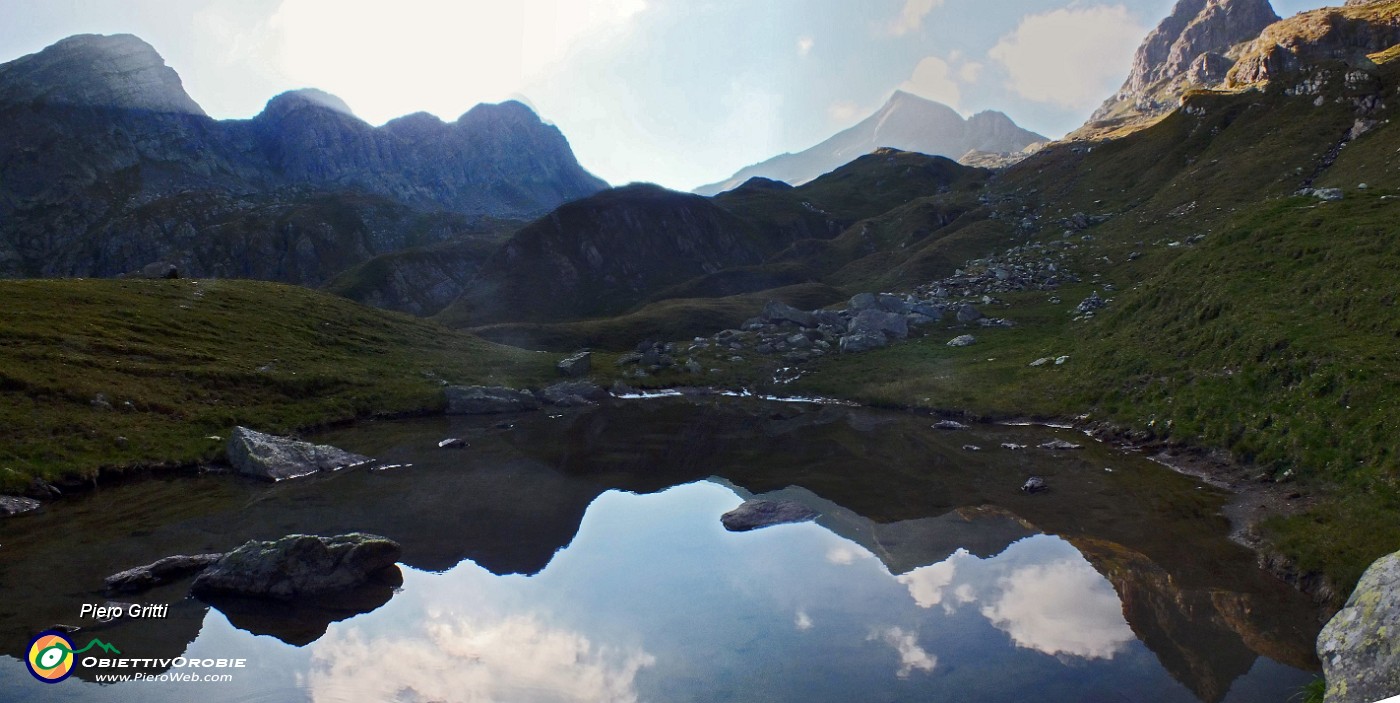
xmin=0 ymin=398 xmax=1321 ymax=702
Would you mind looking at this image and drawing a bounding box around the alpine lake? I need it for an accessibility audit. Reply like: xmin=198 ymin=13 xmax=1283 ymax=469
xmin=0 ymin=394 xmax=1323 ymax=702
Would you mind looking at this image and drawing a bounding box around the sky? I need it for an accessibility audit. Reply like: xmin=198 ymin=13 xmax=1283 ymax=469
xmin=0 ymin=0 xmax=1328 ymax=191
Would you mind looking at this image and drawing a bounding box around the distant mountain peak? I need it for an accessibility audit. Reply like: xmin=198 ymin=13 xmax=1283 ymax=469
xmin=0 ymin=32 xmax=204 ymax=115
xmin=694 ymin=92 xmax=1044 ymax=196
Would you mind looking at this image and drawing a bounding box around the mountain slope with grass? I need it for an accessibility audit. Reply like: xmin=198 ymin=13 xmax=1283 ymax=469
xmin=0 ymin=279 xmax=555 ymax=492
xmin=438 ymin=151 xmax=992 ymax=335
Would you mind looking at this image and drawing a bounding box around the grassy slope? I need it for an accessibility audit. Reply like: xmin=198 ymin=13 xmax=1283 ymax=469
xmin=0 ymin=279 xmax=555 ymax=491
xmin=790 ymin=61 xmax=1400 ymax=593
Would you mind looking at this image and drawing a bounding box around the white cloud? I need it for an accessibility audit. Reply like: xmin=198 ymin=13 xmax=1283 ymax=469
xmin=795 ymin=610 xmax=814 ymax=631
xmin=958 ymin=61 xmax=984 ymax=83
xmin=306 ymin=613 xmax=656 ymax=702
xmin=827 ymin=100 xmax=862 ymax=123
xmin=889 ymin=0 xmax=946 ymax=36
xmin=871 ymin=627 xmax=938 ymax=678
xmin=897 ymin=558 xmax=958 ymax=610
xmin=988 ymin=4 xmax=1146 ymax=110
xmin=797 ymin=36 xmax=814 ymax=57
xmin=979 ymin=558 xmax=1135 ymax=660
xmin=266 ymin=0 xmax=646 ymax=124
xmin=900 ymin=56 xmax=961 ymax=110
xmin=825 ymin=545 xmax=860 ymax=565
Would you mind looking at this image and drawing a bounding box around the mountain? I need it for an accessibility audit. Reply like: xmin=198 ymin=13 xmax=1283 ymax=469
xmin=0 ymin=34 xmax=605 ymax=283
xmin=693 ymin=91 xmax=1044 ymax=196
xmin=1080 ymin=0 xmax=1280 ymax=135
xmin=438 ymin=150 xmax=990 ymax=331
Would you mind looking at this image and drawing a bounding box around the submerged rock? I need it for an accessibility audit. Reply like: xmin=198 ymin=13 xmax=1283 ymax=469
xmin=444 ymin=385 xmax=541 ymax=414
xmin=1021 ymin=476 xmax=1049 ymax=493
xmin=1039 ymin=439 xmax=1082 ymax=450
xmin=104 ymin=554 xmax=224 ymax=594
xmin=721 ymin=499 xmax=819 ymax=532
xmin=933 ymin=420 xmax=969 ymax=430
xmin=0 ymin=495 xmax=42 ymax=517
xmin=1318 ymin=550 xmax=1400 ymax=703
xmin=192 ymin=533 xmax=402 ymax=600
xmin=226 ymin=427 xmax=372 ymax=481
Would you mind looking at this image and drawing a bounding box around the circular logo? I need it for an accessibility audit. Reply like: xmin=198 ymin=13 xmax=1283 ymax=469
xmin=26 ymin=630 xmax=76 ymax=683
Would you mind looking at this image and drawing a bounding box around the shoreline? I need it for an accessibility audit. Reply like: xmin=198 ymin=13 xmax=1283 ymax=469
xmin=4 ymin=382 xmax=1342 ymax=613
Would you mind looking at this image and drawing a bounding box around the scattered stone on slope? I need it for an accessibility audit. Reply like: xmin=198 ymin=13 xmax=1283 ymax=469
xmin=947 ymin=334 xmax=977 ymax=347
xmin=556 ymin=351 xmax=592 ymax=378
xmin=226 ymin=427 xmax=372 ymax=481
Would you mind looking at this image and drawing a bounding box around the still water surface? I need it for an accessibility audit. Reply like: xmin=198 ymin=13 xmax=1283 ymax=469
xmin=0 ymin=397 xmax=1321 ymax=702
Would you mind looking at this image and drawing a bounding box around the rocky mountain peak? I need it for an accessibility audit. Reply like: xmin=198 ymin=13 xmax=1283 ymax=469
xmin=1227 ymin=0 xmax=1400 ymax=88
xmin=1085 ymin=0 xmax=1279 ymax=128
xmin=0 ymin=33 xmax=204 ymax=115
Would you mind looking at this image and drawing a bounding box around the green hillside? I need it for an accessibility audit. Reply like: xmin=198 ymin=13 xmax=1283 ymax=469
xmin=0 ymin=279 xmax=555 ymax=490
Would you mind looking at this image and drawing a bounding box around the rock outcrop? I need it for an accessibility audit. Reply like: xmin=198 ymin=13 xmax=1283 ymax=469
xmin=1227 ymin=2 xmax=1400 ymax=88
xmin=104 ymin=554 xmax=224 ymax=594
xmin=721 ymin=499 xmax=820 ymax=532
xmin=1084 ymin=0 xmax=1280 ymax=132
xmin=444 ymin=385 xmax=542 ymax=414
xmin=1317 ymin=549 xmax=1400 ymax=703
xmin=226 ymin=427 xmax=372 ymax=481
xmin=0 ymin=495 xmax=41 ymax=517
xmin=191 ymin=533 xmax=402 ymax=600
xmin=696 ymin=91 xmax=1045 ymax=195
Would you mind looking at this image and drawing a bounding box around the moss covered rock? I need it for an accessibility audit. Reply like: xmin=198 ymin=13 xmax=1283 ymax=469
xmin=1318 ymin=549 xmax=1400 ymax=702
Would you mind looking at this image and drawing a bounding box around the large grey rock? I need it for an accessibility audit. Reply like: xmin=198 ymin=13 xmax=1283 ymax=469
xmin=1318 ymin=550 xmax=1400 ymax=703
xmin=876 ymin=294 xmax=912 ymax=314
xmin=539 ymin=381 xmax=607 ymax=407
xmin=839 ymin=331 xmax=889 ymax=353
xmin=849 ymin=292 xmax=879 ymax=311
xmin=762 ymin=300 xmax=817 ymax=328
xmin=191 ymin=533 xmax=402 ymax=600
xmin=104 ymin=554 xmax=224 ymax=594
xmin=226 ymin=427 xmax=371 ymax=481
xmin=848 ymin=309 xmax=909 ymax=340
xmin=721 ymin=500 xmax=819 ymax=532
xmin=556 ymin=351 xmax=592 ymax=378
xmin=444 ymin=385 xmax=541 ymax=414
xmin=0 ymin=495 xmax=41 ymax=517
xmin=955 ymin=304 xmax=984 ymax=323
